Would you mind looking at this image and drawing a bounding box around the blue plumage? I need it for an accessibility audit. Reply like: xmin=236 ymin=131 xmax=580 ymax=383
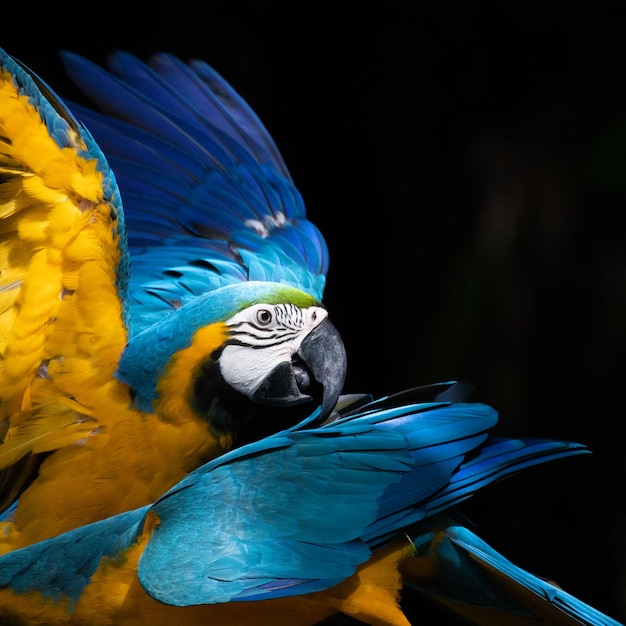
xmin=61 ymin=51 xmax=326 ymax=336
xmin=0 ymin=390 xmax=602 ymax=621
xmin=404 ymin=520 xmax=621 ymax=626
xmin=0 ymin=506 xmax=150 ymax=604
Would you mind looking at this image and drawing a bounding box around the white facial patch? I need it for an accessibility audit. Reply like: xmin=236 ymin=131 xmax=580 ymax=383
xmin=219 ymin=304 xmax=328 ymax=399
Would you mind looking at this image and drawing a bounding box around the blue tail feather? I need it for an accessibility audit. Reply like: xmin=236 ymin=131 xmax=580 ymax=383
xmin=403 ymin=519 xmax=622 ymax=626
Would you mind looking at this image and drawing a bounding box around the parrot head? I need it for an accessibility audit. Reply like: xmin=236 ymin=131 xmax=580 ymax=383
xmin=194 ymin=299 xmax=346 ymax=445
xmin=116 ymin=282 xmax=346 ymax=446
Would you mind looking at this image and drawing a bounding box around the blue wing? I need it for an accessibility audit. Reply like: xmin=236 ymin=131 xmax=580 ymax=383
xmin=2 ymin=387 xmax=611 ymax=626
xmin=141 ymin=400 xmax=586 ymax=605
xmin=60 ymin=51 xmax=328 ymax=334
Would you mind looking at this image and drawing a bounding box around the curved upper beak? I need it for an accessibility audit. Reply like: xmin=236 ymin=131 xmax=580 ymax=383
xmin=252 ymin=317 xmax=347 ymax=421
xmin=297 ymin=317 xmax=347 ymax=419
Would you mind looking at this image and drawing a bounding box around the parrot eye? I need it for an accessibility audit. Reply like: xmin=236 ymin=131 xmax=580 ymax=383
xmin=256 ymin=308 xmax=273 ymax=325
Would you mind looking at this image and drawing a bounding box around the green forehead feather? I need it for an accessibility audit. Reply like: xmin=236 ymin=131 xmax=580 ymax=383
xmin=236 ymin=282 xmax=319 ymax=311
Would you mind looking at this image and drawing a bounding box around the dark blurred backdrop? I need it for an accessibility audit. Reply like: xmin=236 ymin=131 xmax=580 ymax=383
xmin=3 ymin=2 xmax=625 ymax=623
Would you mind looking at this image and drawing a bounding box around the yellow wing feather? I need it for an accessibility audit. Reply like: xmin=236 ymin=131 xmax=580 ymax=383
xmin=0 ymin=64 xmax=228 ymax=544
xmin=0 ymin=65 xmax=127 ymax=502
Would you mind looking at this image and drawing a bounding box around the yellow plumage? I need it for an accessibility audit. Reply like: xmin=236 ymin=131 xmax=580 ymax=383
xmin=0 ymin=57 xmax=233 ymax=554
xmin=0 ymin=84 xmax=121 ymax=436
xmin=154 ymin=323 xmax=229 ymax=426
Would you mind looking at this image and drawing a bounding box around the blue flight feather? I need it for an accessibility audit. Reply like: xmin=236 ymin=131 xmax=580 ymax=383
xmin=0 ymin=506 xmax=149 ymax=605
xmin=137 ymin=399 xmax=588 ymax=605
xmin=404 ymin=519 xmax=623 ymax=626
xmin=46 ymin=50 xmax=328 ymax=407
xmin=60 ymin=51 xmax=327 ymax=337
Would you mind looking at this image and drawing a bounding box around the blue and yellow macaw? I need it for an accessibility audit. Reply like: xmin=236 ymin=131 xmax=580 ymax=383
xmin=0 ymin=47 xmax=622 ymax=626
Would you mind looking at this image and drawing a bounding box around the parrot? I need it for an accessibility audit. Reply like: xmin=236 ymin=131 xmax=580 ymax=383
xmin=0 ymin=46 xmax=622 ymax=625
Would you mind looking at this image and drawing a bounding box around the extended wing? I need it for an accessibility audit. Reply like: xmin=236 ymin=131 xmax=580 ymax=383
xmin=0 ymin=48 xmax=128 ymax=509
xmin=139 ymin=397 xmax=585 ymax=605
xmin=1 ymin=388 xmax=608 ymax=626
xmin=61 ymin=51 xmax=328 ymax=334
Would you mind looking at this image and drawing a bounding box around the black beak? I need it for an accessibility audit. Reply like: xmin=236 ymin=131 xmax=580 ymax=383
xmin=297 ymin=317 xmax=347 ymax=419
xmin=252 ymin=317 xmax=347 ymax=420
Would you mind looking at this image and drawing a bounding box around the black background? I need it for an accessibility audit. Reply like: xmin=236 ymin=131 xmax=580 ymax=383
xmin=3 ymin=2 xmax=625 ymax=623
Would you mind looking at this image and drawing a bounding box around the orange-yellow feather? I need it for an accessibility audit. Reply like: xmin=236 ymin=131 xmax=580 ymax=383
xmin=0 ymin=65 xmax=118 ymax=422
xmin=154 ymin=323 xmax=228 ymax=426
xmin=0 ymin=64 xmax=234 ymax=554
